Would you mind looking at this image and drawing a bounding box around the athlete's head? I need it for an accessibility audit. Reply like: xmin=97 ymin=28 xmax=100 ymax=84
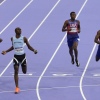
xmin=70 ymin=12 xmax=76 ymax=20
xmin=15 ymin=27 xmax=21 ymax=35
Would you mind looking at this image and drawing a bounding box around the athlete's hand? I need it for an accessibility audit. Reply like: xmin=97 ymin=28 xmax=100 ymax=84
xmin=66 ymin=28 xmax=71 ymax=32
xmin=1 ymin=51 xmax=7 ymax=55
xmin=34 ymin=50 xmax=38 ymax=54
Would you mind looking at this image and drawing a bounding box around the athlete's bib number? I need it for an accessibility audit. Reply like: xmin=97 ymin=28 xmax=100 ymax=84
xmin=70 ymin=28 xmax=77 ymax=32
xmin=15 ymin=48 xmax=24 ymax=53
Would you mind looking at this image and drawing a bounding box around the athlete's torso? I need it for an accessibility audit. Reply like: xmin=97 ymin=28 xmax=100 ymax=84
xmin=67 ymin=19 xmax=79 ymax=39
xmin=12 ymin=36 xmax=25 ymax=55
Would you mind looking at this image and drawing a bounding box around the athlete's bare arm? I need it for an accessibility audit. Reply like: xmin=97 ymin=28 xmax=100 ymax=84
xmin=94 ymin=30 xmax=100 ymax=44
xmin=1 ymin=37 xmax=14 ymax=55
xmin=62 ymin=20 xmax=71 ymax=32
xmin=77 ymin=20 xmax=81 ymax=33
xmin=24 ymin=37 xmax=37 ymax=54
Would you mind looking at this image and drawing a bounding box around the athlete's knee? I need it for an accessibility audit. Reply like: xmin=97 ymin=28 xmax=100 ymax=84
xmin=74 ymin=48 xmax=78 ymax=52
xmin=69 ymin=47 xmax=73 ymax=51
xmin=21 ymin=64 xmax=27 ymax=74
xmin=73 ymin=42 xmax=78 ymax=49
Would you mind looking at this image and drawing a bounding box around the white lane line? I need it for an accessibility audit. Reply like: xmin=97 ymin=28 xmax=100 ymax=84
xmin=1 ymin=75 xmax=100 ymax=78
xmin=0 ymin=0 xmax=34 ymax=76
xmin=0 ymin=59 xmax=13 ymax=77
xmin=80 ymin=43 xmax=97 ymax=100
xmin=50 ymin=72 xmax=75 ymax=73
xmin=0 ymin=0 xmax=33 ymax=34
xmin=0 ymin=84 xmax=100 ymax=94
xmin=93 ymin=74 xmax=100 ymax=77
xmin=0 ymin=0 xmax=60 ymax=77
xmin=10 ymin=72 xmax=36 ymax=74
xmin=52 ymin=73 xmax=73 ymax=76
xmin=93 ymin=73 xmax=100 ymax=76
xmin=36 ymin=0 xmax=61 ymax=100
xmin=36 ymin=0 xmax=88 ymax=100
xmin=0 ymin=0 xmax=6 ymax=5
xmin=12 ymin=73 xmax=33 ymax=76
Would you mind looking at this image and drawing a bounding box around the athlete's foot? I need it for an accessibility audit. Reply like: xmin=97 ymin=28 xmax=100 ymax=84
xmin=75 ymin=59 xmax=80 ymax=67
xmin=15 ymin=87 xmax=20 ymax=94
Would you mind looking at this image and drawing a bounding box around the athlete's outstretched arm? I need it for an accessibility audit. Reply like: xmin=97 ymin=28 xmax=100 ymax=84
xmin=2 ymin=46 xmax=14 ymax=55
xmin=24 ymin=37 xmax=37 ymax=54
xmin=1 ymin=37 xmax=14 ymax=55
xmin=94 ymin=30 xmax=100 ymax=44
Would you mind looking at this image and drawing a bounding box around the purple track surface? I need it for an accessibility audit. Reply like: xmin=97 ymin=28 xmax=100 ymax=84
xmin=0 ymin=0 xmax=100 ymax=100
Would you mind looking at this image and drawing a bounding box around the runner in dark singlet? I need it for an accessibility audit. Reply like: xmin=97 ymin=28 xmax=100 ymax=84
xmin=94 ymin=30 xmax=100 ymax=61
xmin=62 ymin=12 xmax=80 ymax=67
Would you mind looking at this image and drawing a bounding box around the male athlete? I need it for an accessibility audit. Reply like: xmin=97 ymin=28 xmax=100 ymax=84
xmin=2 ymin=27 xmax=38 ymax=94
xmin=62 ymin=12 xmax=80 ymax=67
xmin=94 ymin=30 xmax=100 ymax=61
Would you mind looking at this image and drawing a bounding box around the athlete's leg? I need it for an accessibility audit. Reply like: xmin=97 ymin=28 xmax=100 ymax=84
xmin=68 ymin=39 xmax=74 ymax=64
xmin=69 ymin=47 xmax=74 ymax=64
xmin=73 ymin=41 xmax=78 ymax=61
xmin=13 ymin=56 xmax=20 ymax=94
xmin=96 ymin=45 xmax=100 ymax=61
xmin=21 ymin=64 xmax=27 ymax=74
xmin=21 ymin=58 xmax=27 ymax=74
xmin=14 ymin=65 xmax=19 ymax=87
xmin=73 ymin=40 xmax=80 ymax=66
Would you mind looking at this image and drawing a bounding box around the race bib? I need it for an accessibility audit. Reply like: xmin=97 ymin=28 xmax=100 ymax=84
xmin=70 ymin=28 xmax=77 ymax=32
xmin=15 ymin=48 xmax=24 ymax=54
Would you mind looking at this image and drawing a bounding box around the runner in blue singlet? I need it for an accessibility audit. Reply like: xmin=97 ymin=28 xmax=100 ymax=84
xmin=62 ymin=12 xmax=80 ymax=67
xmin=94 ymin=30 xmax=100 ymax=61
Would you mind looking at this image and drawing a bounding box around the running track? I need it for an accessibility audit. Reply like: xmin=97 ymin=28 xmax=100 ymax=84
xmin=0 ymin=0 xmax=100 ymax=100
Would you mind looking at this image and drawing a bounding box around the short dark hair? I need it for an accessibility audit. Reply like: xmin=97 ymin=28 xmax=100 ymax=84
xmin=15 ymin=27 xmax=21 ymax=32
xmin=70 ymin=12 xmax=75 ymax=16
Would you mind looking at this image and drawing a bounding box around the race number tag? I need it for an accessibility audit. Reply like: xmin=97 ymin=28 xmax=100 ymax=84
xmin=15 ymin=48 xmax=24 ymax=53
xmin=70 ymin=28 xmax=77 ymax=32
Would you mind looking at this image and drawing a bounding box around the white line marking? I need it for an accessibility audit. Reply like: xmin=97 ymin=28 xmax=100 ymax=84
xmin=0 ymin=0 xmax=33 ymax=34
xmin=93 ymin=74 xmax=100 ymax=77
xmin=1 ymin=75 xmax=100 ymax=78
xmin=36 ymin=0 xmax=88 ymax=100
xmin=0 ymin=0 xmax=60 ymax=77
xmin=0 ymin=0 xmax=34 ymax=76
xmin=0 ymin=59 xmax=13 ymax=77
xmin=36 ymin=0 xmax=61 ymax=99
xmin=80 ymin=43 xmax=96 ymax=100
xmin=10 ymin=72 xmax=36 ymax=73
xmin=0 ymin=84 xmax=100 ymax=94
xmin=50 ymin=72 xmax=75 ymax=73
xmin=52 ymin=73 xmax=73 ymax=76
xmin=12 ymin=73 xmax=32 ymax=76
xmin=50 ymin=72 xmax=76 ymax=74
xmin=0 ymin=0 xmax=6 ymax=5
